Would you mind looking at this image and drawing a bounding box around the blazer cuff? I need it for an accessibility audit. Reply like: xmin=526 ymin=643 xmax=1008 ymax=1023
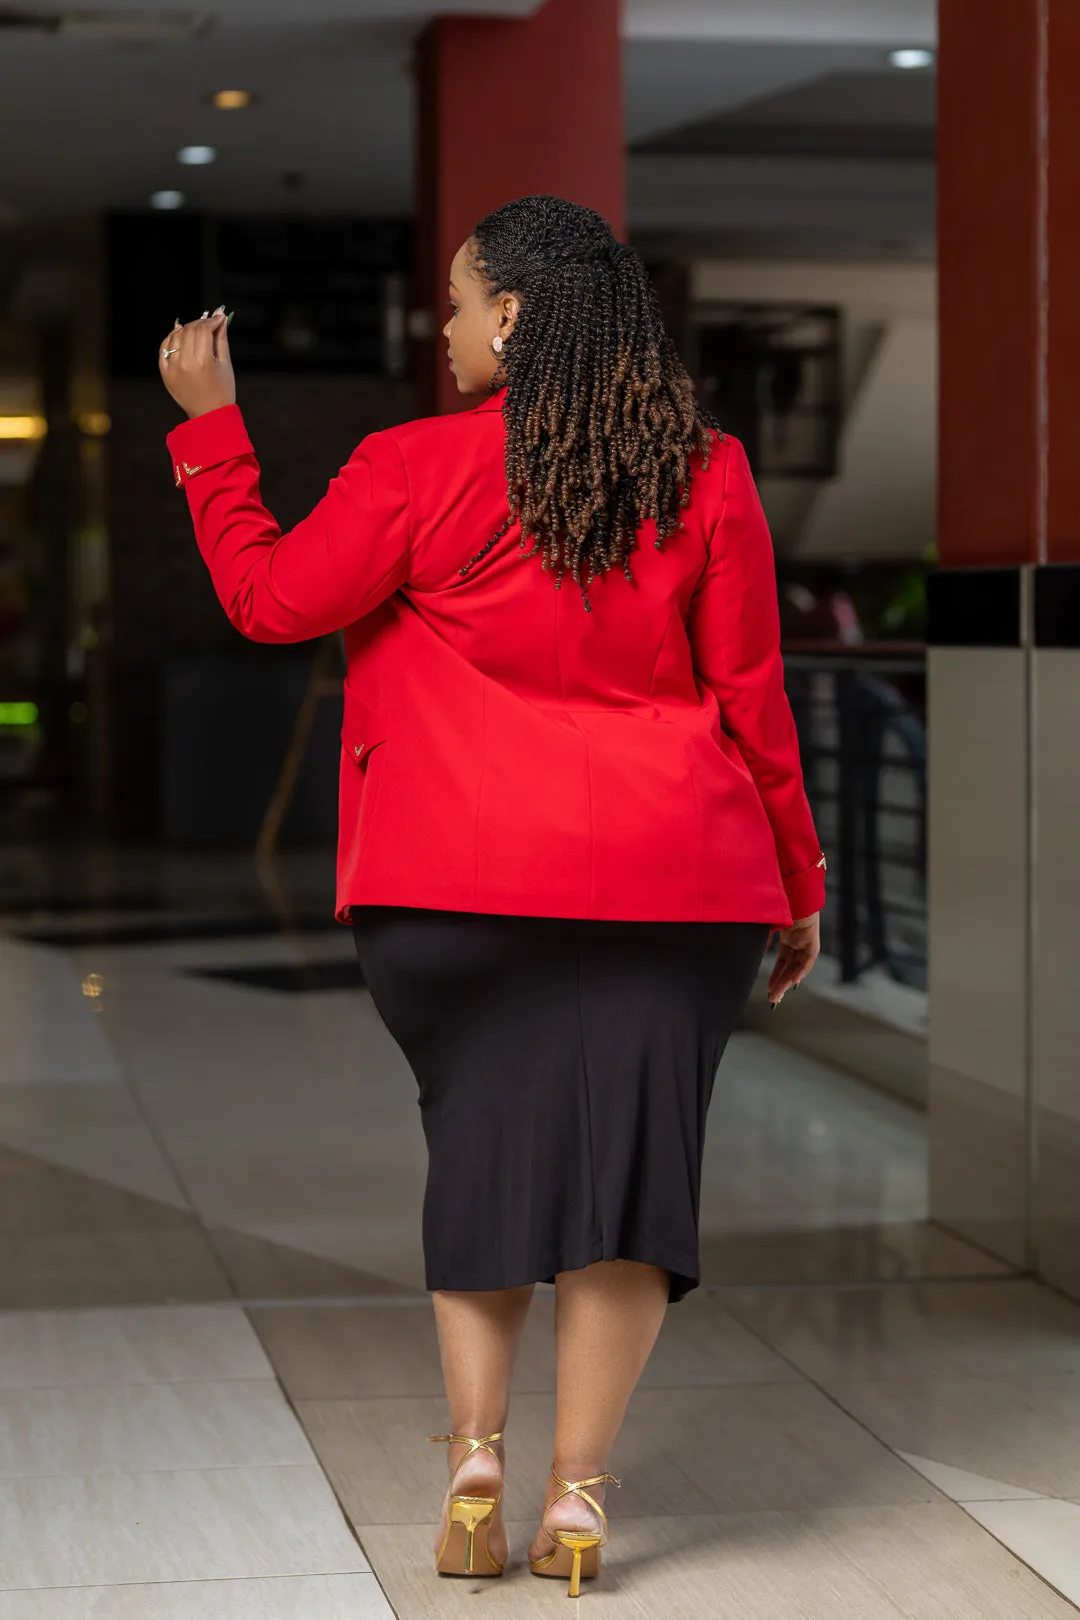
xmin=782 ymin=855 xmax=827 ymax=921
xmin=167 ymin=404 xmax=254 ymax=488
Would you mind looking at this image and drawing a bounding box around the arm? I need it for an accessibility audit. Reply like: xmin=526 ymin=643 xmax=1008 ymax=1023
xmin=166 ymin=406 xmax=411 ymax=644
xmin=688 ymin=438 xmax=826 ymax=920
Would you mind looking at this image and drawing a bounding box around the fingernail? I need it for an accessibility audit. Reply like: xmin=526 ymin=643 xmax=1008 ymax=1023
xmin=201 ymin=310 xmax=209 ymax=319
xmin=174 ymin=318 xmax=182 ymax=328
xmin=226 ymin=311 xmax=235 ymax=325
xmin=215 ymin=304 xmax=225 ymax=314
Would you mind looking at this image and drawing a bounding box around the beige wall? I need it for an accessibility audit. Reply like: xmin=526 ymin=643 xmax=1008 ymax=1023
xmin=1032 ymin=652 xmax=1080 ymax=1297
xmin=927 ymin=634 xmax=1080 ymax=1303
xmin=691 ymin=259 xmax=937 ymax=561
xmin=927 ymin=647 xmax=1030 ymax=1269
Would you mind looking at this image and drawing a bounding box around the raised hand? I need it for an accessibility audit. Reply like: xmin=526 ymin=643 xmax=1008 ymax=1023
xmin=158 ymin=308 xmax=236 ymax=420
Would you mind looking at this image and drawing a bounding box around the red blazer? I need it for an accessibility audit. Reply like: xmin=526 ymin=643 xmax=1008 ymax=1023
xmin=167 ymin=391 xmax=825 ymax=926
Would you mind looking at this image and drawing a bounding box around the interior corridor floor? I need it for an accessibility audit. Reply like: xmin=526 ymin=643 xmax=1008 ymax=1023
xmin=1 ymin=848 xmax=1078 ymax=1618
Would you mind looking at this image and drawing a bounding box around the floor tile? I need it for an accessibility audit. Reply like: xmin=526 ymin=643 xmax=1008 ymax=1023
xmin=213 ymin=1229 xmax=419 ymax=1302
xmin=604 ymin=1383 xmax=936 ymax=1519
xmin=724 ymin=1280 xmax=1080 ymax=1383
xmin=699 ymin=1220 xmax=1008 ymax=1287
xmin=0 ymin=1084 xmax=188 ymax=1210
xmin=0 ymin=1306 xmax=269 ymax=1389
xmin=0 ymin=1574 xmax=392 ymax=1618
xmin=186 ymin=960 xmax=365 ymax=994
xmin=898 ymin=1451 xmax=1042 ymax=1502
xmin=0 ymin=1142 xmax=231 ymax=1309
xmin=702 ymin=1033 xmax=927 ymax=1227
xmin=0 ymin=940 xmax=123 ymax=1088
xmin=358 ymin=1502 xmax=1079 ymax=1619
xmin=966 ymin=1499 xmax=1080 ymax=1611
xmin=0 ymin=1379 xmax=314 ymax=1477
xmin=297 ymin=1382 xmax=932 ymax=1530
xmin=0 ymin=1228 xmax=231 ymax=1311
xmin=0 ymin=1465 xmax=366 ymax=1590
xmin=743 ymin=966 xmax=927 ymax=1105
xmin=0 ymin=1142 xmax=193 ymax=1244
xmin=253 ymin=1292 xmax=796 ymax=1404
xmin=251 ymin=1302 xmax=445 ymax=1400
xmin=825 ymin=1373 xmax=1080 ymax=1498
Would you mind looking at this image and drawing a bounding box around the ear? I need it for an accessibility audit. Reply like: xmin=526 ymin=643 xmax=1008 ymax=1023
xmin=498 ymin=293 xmax=521 ymax=337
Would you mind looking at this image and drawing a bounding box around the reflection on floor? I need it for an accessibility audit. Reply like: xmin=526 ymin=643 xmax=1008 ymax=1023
xmin=0 ymin=850 xmax=1076 ymax=1617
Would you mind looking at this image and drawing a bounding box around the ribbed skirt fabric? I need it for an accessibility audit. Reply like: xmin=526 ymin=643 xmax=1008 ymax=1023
xmin=352 ymin=908 xmax=768 ymax=1303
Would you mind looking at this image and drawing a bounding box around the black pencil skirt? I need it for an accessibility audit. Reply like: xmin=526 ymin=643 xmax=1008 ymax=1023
xmin=352 ymin=908 xmax=768 ymax=1303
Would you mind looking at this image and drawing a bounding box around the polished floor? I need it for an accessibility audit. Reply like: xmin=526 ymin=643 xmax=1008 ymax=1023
xmin=0 ymin=848 xmax=1077 ymax=1617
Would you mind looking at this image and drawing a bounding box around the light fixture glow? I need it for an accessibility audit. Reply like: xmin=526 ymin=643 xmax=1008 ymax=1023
xmin=211 ymin=89 xmax=255 ymax=110
xmin=889 ymin=48 xmax=934 ymax=70
xmin=177 ymin=144 xmax=217 ymax=166
xmin=0 ymin=702 xmax=39 ymax=727
xmin=151 ymin=188 xmax=186 ymax=211
xmin=78 ymin=412 xmax=112 ymax=437
xmin=0 ymin=415 xmax=47 ymax=442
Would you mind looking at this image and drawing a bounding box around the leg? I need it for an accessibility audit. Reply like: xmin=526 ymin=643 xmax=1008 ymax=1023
xmin=432 ymin=1283 xmax=535 ymax=1564
xmin=529 ymin=1258 xmax=669 ymax=1561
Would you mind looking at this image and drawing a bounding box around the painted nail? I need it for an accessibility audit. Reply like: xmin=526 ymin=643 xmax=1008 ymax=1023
xmin=201 ymin=310 xmax=209 ymax=319
xmin=226 ymin=311 xmax=235 ymax=325
xmin=174 ymin=318 xmax=182 ymax=328
xmin=215 ymin=304 xmax=225 ymax=314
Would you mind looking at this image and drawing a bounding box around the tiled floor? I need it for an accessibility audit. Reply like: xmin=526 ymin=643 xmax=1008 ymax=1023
xmin=0 ymin=856 xmax=1077 ymax=1617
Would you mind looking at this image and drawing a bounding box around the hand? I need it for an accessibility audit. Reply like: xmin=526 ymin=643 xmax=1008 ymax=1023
xmin=768 ymin=913 xmax=820 ymax=1006
xmin=158 ymin=309 xmax=235 ymax=419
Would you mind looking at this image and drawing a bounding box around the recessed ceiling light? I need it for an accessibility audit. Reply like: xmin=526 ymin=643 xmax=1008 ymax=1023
xmin=151 ymin=189 xmax=186 ymax=210
xmin=210 ymin=89 xmax=256 ymax=110
xmin=177 ymin=144 xmax=217 ymax=166
xmin=889 ymin=48 xmax=934 ymax=70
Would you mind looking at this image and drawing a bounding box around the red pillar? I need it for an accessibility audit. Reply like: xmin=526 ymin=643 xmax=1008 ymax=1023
xmin=414 ymin=0 xmax=625 ymax=416
xmin=938 ymin=0 xmax=1080 ymax=566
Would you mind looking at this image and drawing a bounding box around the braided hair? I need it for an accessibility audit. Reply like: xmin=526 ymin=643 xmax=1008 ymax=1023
xmin=462 ymin=194 xmax=721 ymax=608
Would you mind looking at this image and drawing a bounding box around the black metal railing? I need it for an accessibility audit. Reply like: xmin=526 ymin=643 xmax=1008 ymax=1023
xmin=784 ymin=646 xmax=927 ymax=989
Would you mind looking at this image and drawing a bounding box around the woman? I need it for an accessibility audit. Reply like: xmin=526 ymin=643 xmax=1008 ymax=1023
xmin=159 ymin=195 xmax=824 ymax=1597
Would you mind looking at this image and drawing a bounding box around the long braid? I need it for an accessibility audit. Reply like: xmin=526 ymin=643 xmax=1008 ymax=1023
xmin=463 ymin=195 xmax=721 ymax=607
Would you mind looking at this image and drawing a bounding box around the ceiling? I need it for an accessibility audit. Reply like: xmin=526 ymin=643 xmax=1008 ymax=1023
xmin=0 ymin=0 xmax=938 ymax=252
xmin=624 ymin=0 xmax=935 ymax=45
xmin=636 ymin=70 xmax=936 ymax=160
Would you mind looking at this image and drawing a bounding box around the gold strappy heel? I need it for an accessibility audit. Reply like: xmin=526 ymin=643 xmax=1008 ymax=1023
xmin=427 ymin=1431 xmax=505 ymax=1578
xmin=529 ymin=1468 xmax=621 ymax=1597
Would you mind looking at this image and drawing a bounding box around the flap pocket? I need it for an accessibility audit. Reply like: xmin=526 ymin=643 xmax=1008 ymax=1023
xmin=341 ymin=689 xmax=386 ymax=767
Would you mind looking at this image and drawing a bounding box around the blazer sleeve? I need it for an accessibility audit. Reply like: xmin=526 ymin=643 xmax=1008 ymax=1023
xmin=688 ymin=438 xmax=826 ymax=920
xmin=165 ymin=404 xmax=410 ymax=643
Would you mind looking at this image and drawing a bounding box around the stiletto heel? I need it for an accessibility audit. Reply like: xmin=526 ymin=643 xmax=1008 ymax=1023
xmin=529 ymin=1468 xmax=621 ymax=1597
xmin=427 ymin=1431 xmax=505 ymax=1577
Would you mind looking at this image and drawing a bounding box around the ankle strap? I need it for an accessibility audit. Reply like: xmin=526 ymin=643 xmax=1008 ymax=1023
xmin=428 ymin=1431 xmax=504 ymax=1452
xmin=550 ymin=1469 xmax=622 ymax=1492
xmin=428 ymin=1431 xmax=505 ymax=1495
xmin=544 ymin=1468 xmax=621 ymax=1546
